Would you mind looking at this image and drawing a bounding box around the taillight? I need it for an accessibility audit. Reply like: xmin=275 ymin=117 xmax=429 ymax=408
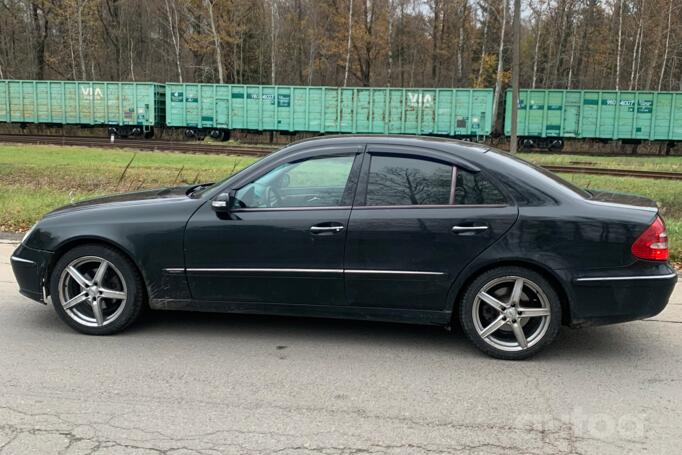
xmin=631 ymin=216 xmax=669 ymax=261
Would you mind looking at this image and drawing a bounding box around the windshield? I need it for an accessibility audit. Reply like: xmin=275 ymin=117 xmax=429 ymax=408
xmin=191 ymin=144 xmax=297 ymax=198
xmin=188 ymin=154 xmax=270 ymax=198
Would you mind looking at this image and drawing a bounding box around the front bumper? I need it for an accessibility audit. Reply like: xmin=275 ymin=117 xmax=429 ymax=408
xmin=569 ymin=266 xmax=678 ymax=327
xmin=10 ymin=244 xmax=53 ymax=304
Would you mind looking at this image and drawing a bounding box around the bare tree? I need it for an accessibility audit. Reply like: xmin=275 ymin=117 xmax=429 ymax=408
xmin=510 ymin=0 xmax=519 ymax=152
xmin=477 ymin=0 xmax=489 ymax=85
xmin=633 ymin=16 xmax=643 ymax=89
xmin=629 ymin=0 xmax=643 ymax=90
xmin=65 ymin=13 xmax=77 ymax=79
xmin=567 ymin=15 xmax=577 ymax=88
xmin=128 ymin=31 xmax=135 ymax=81
xmin=76 ymin=0 xmax=88 ymax=80
xmin=530 ymin=0 xmax=544 ymax=88
xmin=429 ymin=0 xmax=442 ymax=84
xmin=492 ymin=0 xmax=507 ymax=132
xmin=456 ymin=0 xmax=467 ymax=84
xmin=205 ymin=0 xmax=224 ymax=83
xmin=615 ymin=0 xmax=623 ymax=89
xmin=270 ymin=0 xmax=277 ymax=84
xmin=28 ymin=0 xmax=53 ymax=79
xmin=658 ymin=0 xmax=673 ymax=90
xmin=343 ymin=0 xmax=353 ymax=86
xmin=164 ymin=0 xmax=183 ymax=82
xmin=387 ymin=0 xmax=393 ymax=86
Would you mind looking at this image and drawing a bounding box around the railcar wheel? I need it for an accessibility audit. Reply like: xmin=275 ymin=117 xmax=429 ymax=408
xmin=209 ymin=129 xmax=224 ymax=141
xmin=459 ymin=266 xmax=561 ymax=360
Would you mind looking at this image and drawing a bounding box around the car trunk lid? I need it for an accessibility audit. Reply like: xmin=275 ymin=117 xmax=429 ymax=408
xmin=587 ymin=189 xmax=658 ymax=210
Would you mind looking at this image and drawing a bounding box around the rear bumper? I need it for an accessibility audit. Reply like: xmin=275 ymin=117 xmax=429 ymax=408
xmin=568 ymin=268 xmax=677 ymax=327
xmin=10 ymin=244 xmax=53 ymax=304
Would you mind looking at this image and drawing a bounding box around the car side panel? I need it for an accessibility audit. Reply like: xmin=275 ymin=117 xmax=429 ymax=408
xmin=444 ymin=196 xmax=668 ymax=326
xmin=25 ymin=198 xmax=202 ymax=303
xmin=345 ymin=206 xmax=518 ymax=311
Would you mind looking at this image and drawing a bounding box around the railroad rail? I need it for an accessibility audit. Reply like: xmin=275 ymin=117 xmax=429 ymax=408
xmin=0 ymin=134 xmax=276 ymax=156
xmin=542 ymin=165 xmax=682 ymax=180
xmin=2 ymin=134 xmax=682 ymax=181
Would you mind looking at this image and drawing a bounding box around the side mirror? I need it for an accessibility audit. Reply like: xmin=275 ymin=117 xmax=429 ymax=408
xmin=211 ymin=192 xmax=234 ymax=213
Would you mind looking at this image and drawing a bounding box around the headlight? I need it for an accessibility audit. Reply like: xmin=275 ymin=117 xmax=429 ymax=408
xmin=22 ymin=223 xmax=38 ymax=245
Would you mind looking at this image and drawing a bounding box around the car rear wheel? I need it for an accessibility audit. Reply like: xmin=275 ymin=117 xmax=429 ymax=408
xmin=49 ymin=244 xmax=145 ymax=335
xmin=459 ymin=266 xmax=561 ymax=360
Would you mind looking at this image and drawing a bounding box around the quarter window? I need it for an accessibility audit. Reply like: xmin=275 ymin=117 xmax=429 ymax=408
xmin=366 ymin=155 xmax=452 ymax=206
xmin=454 ymin=169 xmax=507 ymax=205
xmin=234 ymin=155 xmax=355 ymax=208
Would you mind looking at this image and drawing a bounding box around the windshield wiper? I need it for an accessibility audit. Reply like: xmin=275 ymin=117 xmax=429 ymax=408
xmin=187 ymin=183 xmax=214 ymax=198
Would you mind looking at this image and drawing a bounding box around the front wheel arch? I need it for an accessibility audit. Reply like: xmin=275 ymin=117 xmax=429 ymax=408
xmin=448 ymin=260 xmax=572 ymax=326
xmin=46 ymin=238 xmax=149 ymax=306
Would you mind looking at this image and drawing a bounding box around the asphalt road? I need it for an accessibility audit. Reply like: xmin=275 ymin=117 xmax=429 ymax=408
xmin=1 ymin=241 xmax=681 ymax=455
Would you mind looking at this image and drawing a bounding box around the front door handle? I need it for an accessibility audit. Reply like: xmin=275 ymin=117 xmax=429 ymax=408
xmin=310 ymin=224 xmax=344 ymax=234
xmin=452 ymin=225 xmax=489 ymax=233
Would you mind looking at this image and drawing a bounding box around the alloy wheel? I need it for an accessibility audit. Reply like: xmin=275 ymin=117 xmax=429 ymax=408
xmin=472 ymin=276 xmax=552 ymax=352
xmin=57 ymin=256 xmax=128 ymax=327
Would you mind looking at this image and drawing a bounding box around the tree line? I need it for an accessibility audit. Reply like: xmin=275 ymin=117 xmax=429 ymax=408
xmin=0 ymin=0 xmax=681 ymax=92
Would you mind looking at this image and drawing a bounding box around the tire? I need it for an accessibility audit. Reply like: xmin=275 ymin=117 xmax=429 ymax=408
xmin=49 ymin=244 xmax=145 ymax=335
xmin=458 ymin=266 xmax=561 ymax=360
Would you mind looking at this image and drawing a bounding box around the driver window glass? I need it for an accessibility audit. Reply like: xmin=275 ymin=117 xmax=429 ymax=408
xmin=234 ymin=155 xmax=355 ymax=208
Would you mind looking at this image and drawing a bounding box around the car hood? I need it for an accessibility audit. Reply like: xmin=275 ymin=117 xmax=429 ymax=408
xmin=588 ymin=189 xmax=658 ymax=210
xmin=45 ymin=186 xmax=191 ymax=217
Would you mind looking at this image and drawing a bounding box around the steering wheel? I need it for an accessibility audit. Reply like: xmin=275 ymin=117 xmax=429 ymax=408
xmin=264 ymin=185 xmax=282 ymax=208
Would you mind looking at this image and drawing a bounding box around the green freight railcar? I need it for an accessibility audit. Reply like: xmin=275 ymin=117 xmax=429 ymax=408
xmin=165 ymin=83 xmax=493 ymax=139
xmin=0 ymin=80 xmax=165 ymax=137
xmin=504 ymin=89 xmax=682 ymax=150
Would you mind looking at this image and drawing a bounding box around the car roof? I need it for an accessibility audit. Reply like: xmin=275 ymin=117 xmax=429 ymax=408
xmin=284 ymin=134 xmax=490 ymax=154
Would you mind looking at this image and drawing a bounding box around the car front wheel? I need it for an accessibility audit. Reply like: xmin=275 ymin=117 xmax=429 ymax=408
xmin=49 ymin=244 xmax=145 ymax=335
xmin=459 ymin=266 xmax=562 ymax=360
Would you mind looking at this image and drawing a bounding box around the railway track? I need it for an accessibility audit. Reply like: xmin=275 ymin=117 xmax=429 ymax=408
xmin=542 ymin=165 xmax=682 ymax=180
xmin=0 ymin=134 xmax=276 ymax=156
xmin=2 ymin=134 xmax=682 ymax=181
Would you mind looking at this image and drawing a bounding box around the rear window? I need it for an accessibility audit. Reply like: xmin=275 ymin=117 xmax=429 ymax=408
xmin=489 ymin=149 xmax=591 ymax=199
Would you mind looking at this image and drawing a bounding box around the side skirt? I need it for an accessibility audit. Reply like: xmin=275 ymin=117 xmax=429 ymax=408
xmin=149 ymin=299 xmax=451 ymax=326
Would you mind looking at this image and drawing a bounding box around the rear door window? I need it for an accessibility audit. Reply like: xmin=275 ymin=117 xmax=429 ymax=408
xmin=363 ymin=154 xmax=507 ymax=206
xmin=365 ymin=155 xmax=453 ymax=206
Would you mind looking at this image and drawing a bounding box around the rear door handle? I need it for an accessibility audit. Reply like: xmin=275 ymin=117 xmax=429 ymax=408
xmin=310 ymin=224 xmax=344 ymax=233
xmin=452 ymin=225 xmax=489 ymax=233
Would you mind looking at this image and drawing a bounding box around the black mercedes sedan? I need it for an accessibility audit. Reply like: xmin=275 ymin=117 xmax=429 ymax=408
xmin=11 ymin=136 xmax=677 ymax=359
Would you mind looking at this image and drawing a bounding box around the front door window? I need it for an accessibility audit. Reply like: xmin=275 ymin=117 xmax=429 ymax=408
xmin=234 ymin=155 xmax=356 ymax=209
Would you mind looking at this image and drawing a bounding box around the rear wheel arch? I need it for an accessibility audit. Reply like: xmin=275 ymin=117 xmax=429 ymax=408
xmin=448 ymin=260 xmax=572 ymax=326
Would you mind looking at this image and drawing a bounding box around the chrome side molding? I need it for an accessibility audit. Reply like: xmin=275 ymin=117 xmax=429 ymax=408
xmin=575 ymin=273 xmax=677 ymax=282
xmin=164 ymin=267 xmax=445 ymax=276
xmin=10 ymin=256 xmax=36 ymax=264
xmin=185 ymin=267 xmax=344 ymax=274
xmin=345 ymin=269 xmax=445 ymax=276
